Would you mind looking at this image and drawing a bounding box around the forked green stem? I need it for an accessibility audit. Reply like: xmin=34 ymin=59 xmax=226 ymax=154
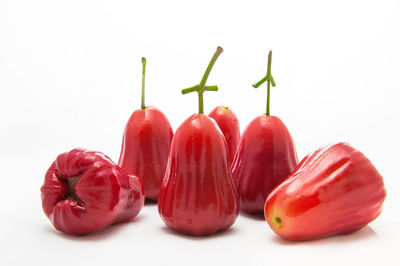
xmin=252 ymin=50 xmax=276 ymax=116
xmin=182 ymin=47 xmax=223 ymax=114
xmin=141 ymin=57 xmax=146 ymax=110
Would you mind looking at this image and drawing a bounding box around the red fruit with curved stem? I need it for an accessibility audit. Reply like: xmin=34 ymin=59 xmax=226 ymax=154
xmin=209 ymin=106 xmax=240 ymax=166
xmin=158 ymin=47 xmax=239 ymax=236
xmin=265 ymin=142 xmax=387 ymax=241
xmin=232 ymin=51 xmax=298 ymax=214
xmin=119 ymin=58 xmax=173 ymax=201
xmin=41 ymin=149 xmax=144 ymax=235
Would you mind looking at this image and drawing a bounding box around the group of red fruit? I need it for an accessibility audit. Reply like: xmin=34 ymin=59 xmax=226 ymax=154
xmin=41 ymin=47 xmax=386 ymax=241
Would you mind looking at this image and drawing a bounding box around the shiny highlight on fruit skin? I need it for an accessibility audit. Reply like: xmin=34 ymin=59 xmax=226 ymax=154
xmin=118 ymin=58 xmax=173 ymax=201
xmin=232 ymin=50 xmax=298 ymax=214
xmin=232 ymin=115 xmax=298 ymax=214
xmin=41 ymin=149 xmax=145 ymax=235
xmin=158 ymin=114 xmax=239 ymax=236
xmin=264 ymin=142 xmax=386 ymax=241
xmin=119 ymin=106 xmax=173 ymax=201
xmin=158 ymin=47 xmax=239 ymax=236
xmin=208 ymin=106 xmax=240 ymax=166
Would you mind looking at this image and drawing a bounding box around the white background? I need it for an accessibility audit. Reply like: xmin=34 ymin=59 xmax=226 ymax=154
xmin=1 ymin=0 xmax=400 ymax=265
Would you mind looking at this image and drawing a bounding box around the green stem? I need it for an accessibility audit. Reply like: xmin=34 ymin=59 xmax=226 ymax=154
xmin=200 ymin=46 xmax=224 ymax=88
xmin=181 ymin=46 xmax=223 ymax=114
xmin=252 ymin=50 xmax=276 ymax=116
xmin=204 ymin=85 xmax=218 ymax=91
xmin=182 ymin=85 xmax=219 ymax=94
xmin=182 ymin=84 xmax=200 ymax=94
xmin=141 ymin=57 xmax=146 ymax=110
xmin=198 ymin=92 xmax=204 ymax=114
xmin=252 ymin=76 xmax=268 ymax=88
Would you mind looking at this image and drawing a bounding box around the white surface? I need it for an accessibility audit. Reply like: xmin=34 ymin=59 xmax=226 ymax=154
xmin=1 ymin=0 xmax=400 ymax=265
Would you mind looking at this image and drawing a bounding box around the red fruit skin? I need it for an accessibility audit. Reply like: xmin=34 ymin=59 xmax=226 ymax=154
xmin=208 ymin=106 xmax=240 ymax=166
xmin=41 ymin=149 xmax=145 ymax=235
xmin=158 ymin=114 xmax=239 ymax=236
xmin=231 ymin=115 xmax=298 ymax=214
xmin=119 ymin=106 xmax=173 ymax=201
xmin=265 ymin=142 xmax=387 ymax=241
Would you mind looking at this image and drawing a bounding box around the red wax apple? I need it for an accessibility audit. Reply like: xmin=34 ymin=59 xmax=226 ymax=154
xmin=265 ymin=142 xmax=387 ymax=241
xmin=119 ymin=58 xmax=173 ymax=201
xmin=208 ymin=106 xmax=240 ymax=167
xmin=158 ymin=47 xmax=239 ymax=236
xmin=232 ymin=51 xmax=298 ymax=214
xmin=41 ymin=149 xmax=144 ymax=235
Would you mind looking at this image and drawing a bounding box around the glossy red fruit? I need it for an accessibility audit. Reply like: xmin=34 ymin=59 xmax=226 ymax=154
xmin=265 ymin=142 xmax=387 ymax=241
xmin=119 ymin=106 xmax=173 ymax=201
xmin=41 ymin=149 xmax=144 ymax=235
xmin=232 ymin=115 xmax=297 ymax=213
xmin=208 ymin=106 xmax=240 ymax=166
xmin=158 ymin=46 xmax=239 ymax=236
xmin=232 ymin=50 xmax=298 ymax=214
xmin=118 ymin=58 xmax=173 ymax=201
xmin=158 ymin=114 xmax=239 ymax=236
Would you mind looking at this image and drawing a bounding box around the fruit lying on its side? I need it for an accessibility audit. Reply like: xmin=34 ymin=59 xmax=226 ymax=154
xmin=265 ymin=142 xmax=386 ymax=241
xmin=41 ymin=148 xmax=145 ymax=235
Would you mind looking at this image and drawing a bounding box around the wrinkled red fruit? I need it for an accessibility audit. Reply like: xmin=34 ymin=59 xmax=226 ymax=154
xmin=265 ymin=142 xmax=386 ymax=241
xmin=208 ymin=106 xmax=240 ymax=167
xmin=119 ymin=106 xmax=173 ymax=201
xmin=41 ymin=149 xmax=144 ymax=235
xmin=232 ymin=115 xmax=298 ymax=214
xmin=158 ymin=114 xmax=239 ymax=236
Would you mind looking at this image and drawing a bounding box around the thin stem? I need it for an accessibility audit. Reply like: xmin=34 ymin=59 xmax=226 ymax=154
xmin=204 ymin=85 xmax=218 ymax=91
xmin=200 ymin=46 xmax=224 ymax=88
xmin=266 ymin=51 xmax=272 ymax=115
xmin=252 ymin=76 xmax=268 ymax=88
xmin=181 ymin=46 xmax=223 ymax=114
xmin=270 ymin=75 xmax=276 ymax=87
xmin=182 ymin=84 xmax=200 ymax=95
xmin=266 ymin=77 xmax=271 ymax=115
xmin=181 ymin=85 xmax=218 ymax=94
xmin=198 ymin=92 xmax=204 ymax=114
xmin=141 ymin=57 xmax=146 ymax=109
xmin=252 ymin=50 xmax=275 ymax=116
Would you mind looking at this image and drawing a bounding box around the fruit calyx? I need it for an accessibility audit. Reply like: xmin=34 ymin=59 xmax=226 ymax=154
xmin=274 ymin=216 xmax=282 ymax=227
xmin=61 ymin=175 xmax=83 ymax=204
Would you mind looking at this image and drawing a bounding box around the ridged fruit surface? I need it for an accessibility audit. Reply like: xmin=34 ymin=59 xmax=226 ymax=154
xmin=265 ymin=142 xmax=386 ymax=241
xmin=41 ymin=149 xmax=144 ymax=235
xmin=232 ymin=115 xmax=298 ymax=214
xmin=208 ymin=106 xmax=240 ymax=166
xmin=119 ymin=106 xmax=173 ymax=201
xmin=158 ymin=114 xmax=239 ymax=236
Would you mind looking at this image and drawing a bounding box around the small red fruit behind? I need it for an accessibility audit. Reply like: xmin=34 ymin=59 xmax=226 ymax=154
xmin=232 ymin=51 xmax=298 ymax=214
xmin=41 ymin=148 xmax=144 ymax=235
xmin=265 ymin=142 xmax=386 ymax=241
xmin=158 ymin=47 xmax=239 ymax=236
xmin=208 ymin=106 xmax=240 ymax=167
xmin=119 ymin=58 xmax=173 ymax=201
